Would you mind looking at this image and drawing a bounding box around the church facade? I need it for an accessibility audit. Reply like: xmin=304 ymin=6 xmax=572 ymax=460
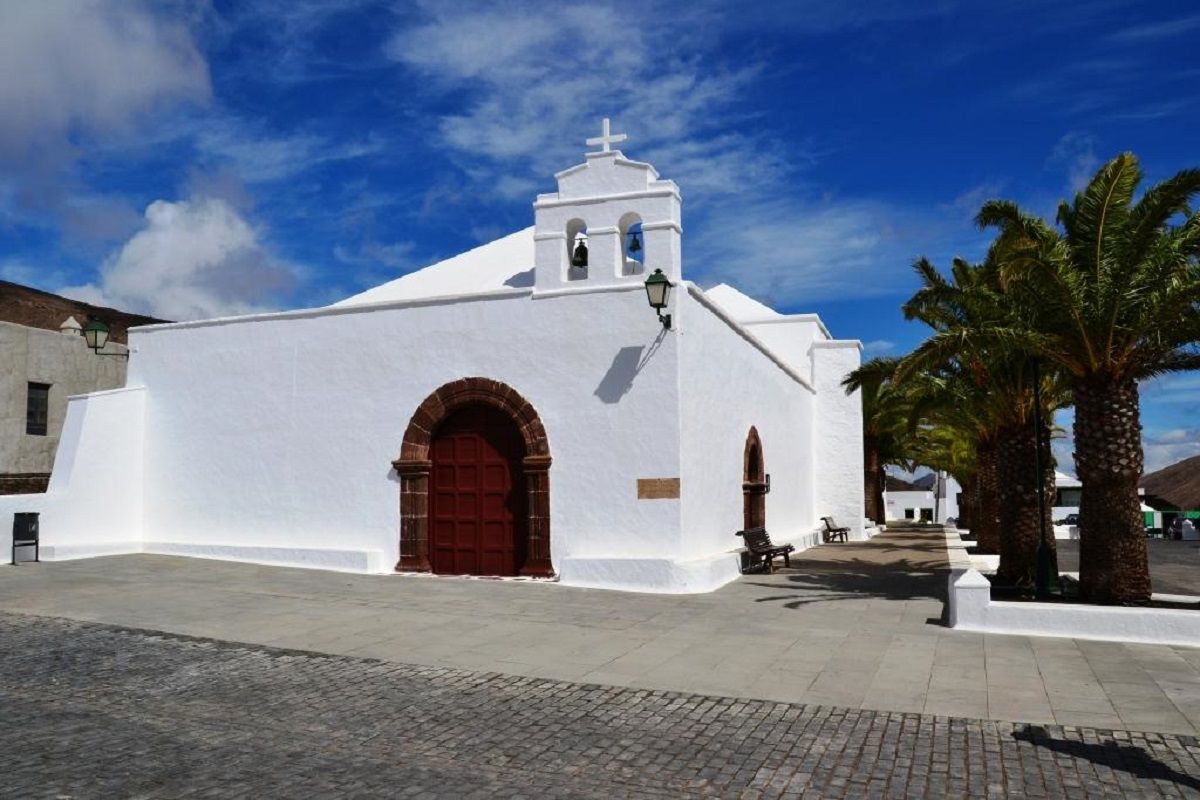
xmin=0 ymin=126 xmax=866 ymax=593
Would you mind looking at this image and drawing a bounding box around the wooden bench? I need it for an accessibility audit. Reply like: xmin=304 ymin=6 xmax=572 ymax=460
xmin=820 ymin=517 xmax=850 ymax=544
xmin=735 ymin=527 xmax=795 ymax=573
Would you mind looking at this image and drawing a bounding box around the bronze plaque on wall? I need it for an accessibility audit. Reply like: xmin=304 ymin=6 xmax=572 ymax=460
xmin=637 ymin=478 xmax=681 ymax=499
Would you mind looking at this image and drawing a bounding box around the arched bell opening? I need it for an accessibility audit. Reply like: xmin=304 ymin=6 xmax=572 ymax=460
xmin=566 ymin=218 xmax=588 ymax=281
xmin=618 ymin=212 xmax=644 ymax=277
xmin=743 ymin=427 xmax=767 ymax=530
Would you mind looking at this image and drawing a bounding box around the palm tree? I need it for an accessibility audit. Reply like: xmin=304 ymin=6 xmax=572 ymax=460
xmin=902 ymin=366 xmax=1004 ymax=555
xmin=843 ymin=357 xmax=915 ymax=524
xmin=977 ymin=153 xmax=1200 ymax=603
xmin=899 ymin=256 xmax=1069 ymax=587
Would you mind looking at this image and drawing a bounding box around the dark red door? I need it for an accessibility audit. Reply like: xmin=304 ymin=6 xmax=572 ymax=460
xmin=430 ymin=404 xmax=527 ymax=576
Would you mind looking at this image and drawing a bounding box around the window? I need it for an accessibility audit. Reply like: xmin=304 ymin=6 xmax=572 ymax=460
xmin=26 ymin=383 xmax=49 ymax=436
xmin=904 ymin=508 xmax=915 ymax=519
xmin=1055 ymin=488 xmax=1082 ymax=507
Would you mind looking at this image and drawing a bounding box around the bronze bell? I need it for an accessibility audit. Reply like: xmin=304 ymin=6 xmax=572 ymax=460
xmin=628 ymin=231 xmax=642 ymax=253
xmin=571 ymin=240 xmax=588 ymax=267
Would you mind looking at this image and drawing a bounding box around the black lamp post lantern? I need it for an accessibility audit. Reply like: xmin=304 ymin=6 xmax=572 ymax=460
xmin=82 ymin=319 xmax=128 ymax=359
xmin=644 ymin=268 xmax=673 ymax=330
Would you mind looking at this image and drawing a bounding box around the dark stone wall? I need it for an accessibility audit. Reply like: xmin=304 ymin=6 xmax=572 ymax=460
xmin=0 ymin=280 xmax=166 ymax=344
xmin=0 ymin=473 xmax=50 ymax=495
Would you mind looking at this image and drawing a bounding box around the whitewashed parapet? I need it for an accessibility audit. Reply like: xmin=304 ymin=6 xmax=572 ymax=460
xmin=945 ymin=527 xmax=1200 ymax=647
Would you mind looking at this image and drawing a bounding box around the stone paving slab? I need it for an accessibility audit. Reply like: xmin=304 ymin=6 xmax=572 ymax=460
xmin=5 ymin=530 xmax=1200 ymax=734
xmin=3 ymin=613 xmax=1200 ymax=799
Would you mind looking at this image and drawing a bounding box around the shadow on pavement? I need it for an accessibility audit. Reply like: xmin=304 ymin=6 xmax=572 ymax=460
xmin=1013 ymin=726 xmax=1200 ymax=791
xmin=743 ymin=555 xmax=948 ymax=608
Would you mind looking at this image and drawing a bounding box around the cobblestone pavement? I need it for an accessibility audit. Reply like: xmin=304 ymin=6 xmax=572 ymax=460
xmin=4 ymin=614 xmax=1200 ymax=799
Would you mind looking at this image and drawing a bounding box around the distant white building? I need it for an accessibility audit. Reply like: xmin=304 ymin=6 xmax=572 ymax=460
xmin=1052 ymin=470 xmax=1082 ymax=521
xmin=884 ymin=472 xmax=960 ymax=524
xmin=0 ymin=123 xmax=867 ymax=594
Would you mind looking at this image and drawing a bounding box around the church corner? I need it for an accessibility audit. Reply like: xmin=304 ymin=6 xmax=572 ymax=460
xmin=0 ymin=120 xmax=867 ymax=595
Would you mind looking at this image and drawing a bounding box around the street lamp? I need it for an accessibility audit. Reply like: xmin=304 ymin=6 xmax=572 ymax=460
xmin=1032 ymin=359 xmax=1056 ymax=597
xmin=644 ymin=268 xmax=673 ymax=330
xmin=82 ymin=319 xmax=128 ymax=359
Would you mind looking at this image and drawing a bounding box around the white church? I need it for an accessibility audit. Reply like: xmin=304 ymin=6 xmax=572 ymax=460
xmin=1 ymin=123 xmax=866 ymax=594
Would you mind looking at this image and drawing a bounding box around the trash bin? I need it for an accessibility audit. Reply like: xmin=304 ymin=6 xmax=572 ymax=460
xmin=11 ymin=512 xmax=39 ymax=565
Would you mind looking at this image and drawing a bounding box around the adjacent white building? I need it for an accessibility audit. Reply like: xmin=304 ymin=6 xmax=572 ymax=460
xmin=884 ymin=473 xmax=961 ymax=524
xmin=0 ymin=125 xmax=867 ymax=593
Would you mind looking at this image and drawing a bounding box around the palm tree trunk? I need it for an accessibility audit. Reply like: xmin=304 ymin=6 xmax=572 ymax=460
xmin=974 ymin=439 xmax=1001 ymax=554
xmin=1075 ymin=375 xmax=1151 ymax=604
xmin=995 ymin=418 xmax=1059 ymax=589
xmin=864 ymin=435 xmax=884 ymax=524
xmin=996 ymin=424 xmax=1037 ymax=587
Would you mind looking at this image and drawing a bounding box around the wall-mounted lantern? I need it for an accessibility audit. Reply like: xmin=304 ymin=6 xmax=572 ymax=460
xmin=644 ymin=268 xmax=673 ymax=330
xmin=82 ymin=319 xmax=128 ymax=359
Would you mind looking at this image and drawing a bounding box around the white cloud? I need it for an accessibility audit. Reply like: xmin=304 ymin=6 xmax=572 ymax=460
xmin=0 ymin=1 xmax=210 ymax=235
xmin=190 ymin=120 xmax=385 ymax=184
xmin=863 ymin=340 xmax=896 ymax=356
xmin=60 ymin=196 xmax=298 ymax=321
xmin=0 ymin=2 xmax=209 ymax=155
xmin=383 ymin=2 xmax=988 ymax=307
xmin=1047 ymin=132 xmax=1099 ymax=194
xmin=385 ymin=2 xmax=768 ymax=194
xmin=689 ymin=197 xmax=926 ymax=305
xmin=1107 ymin=13 xmax=1200 ymax=43
xmin=1143 ymin=428 xmax=1200 ymax=474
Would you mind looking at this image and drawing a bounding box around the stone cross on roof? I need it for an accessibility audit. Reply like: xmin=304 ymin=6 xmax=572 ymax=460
xmin=586 ymin=118 xmax=627 ymax=153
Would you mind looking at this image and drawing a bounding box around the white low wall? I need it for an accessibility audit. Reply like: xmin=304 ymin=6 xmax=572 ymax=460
xmin=143 ymin=542 xmax=386 ymax=574
xmin=945 ymin=528 xmax=1200 ymax=648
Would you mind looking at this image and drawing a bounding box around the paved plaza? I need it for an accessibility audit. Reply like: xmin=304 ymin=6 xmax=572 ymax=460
xmin=6 ymin=531 xmax=1200 ymax=734
xmin=7 ymin=530 xmax=1200 ymax=796
xmin=4 ymin=613 xmax=1200 ymax=799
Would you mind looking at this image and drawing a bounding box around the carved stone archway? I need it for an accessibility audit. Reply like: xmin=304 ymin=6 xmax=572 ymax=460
xmin=393 ymin=377 xmax=553 ymax=577
xmin=743 ymin=426 xmax=767 ymax=530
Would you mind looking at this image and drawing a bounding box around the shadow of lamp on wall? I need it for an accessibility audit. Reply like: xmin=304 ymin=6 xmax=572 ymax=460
xmin=82 ymin=319 xmax=129 ymax=360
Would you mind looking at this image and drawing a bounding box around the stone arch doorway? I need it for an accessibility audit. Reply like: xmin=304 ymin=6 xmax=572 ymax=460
xmin=743 ymin=427 xmax=767 ymax=530
xmin=393 ymin=378 xmax=553 ymax=577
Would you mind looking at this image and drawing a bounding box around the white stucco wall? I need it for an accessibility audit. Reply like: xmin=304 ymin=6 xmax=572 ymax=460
xmin=679 ymin=286 xmax=818 ymax=573
xmin=810 ymin=341 xmax=866 ymax=537
xmin=0 ymin=387 xmax=144 ymax=561
xmin=886 ymin=489 xmax=935 ymax=520
xmin=885 ymin=475 xmax=962 ymax=523
xmin=738 ymin=318 xmax=828 ymax=385
xmin=119 ymin=286 xmax=684 ymax=584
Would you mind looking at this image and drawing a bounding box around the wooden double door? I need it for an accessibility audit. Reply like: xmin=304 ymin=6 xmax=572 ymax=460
xmin=429 ymin=404 xmax=527 ymax=576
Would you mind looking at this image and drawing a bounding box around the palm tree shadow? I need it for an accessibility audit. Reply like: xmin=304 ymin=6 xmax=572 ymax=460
xmin=743 ymin=554 xmax=950 ymax=624
xmin=1013 ymin=726 xmax=1200 ymax=790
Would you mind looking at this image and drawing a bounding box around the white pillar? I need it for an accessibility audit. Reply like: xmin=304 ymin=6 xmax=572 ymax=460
xmin=809 ymin=340 xmax=866 ymax=538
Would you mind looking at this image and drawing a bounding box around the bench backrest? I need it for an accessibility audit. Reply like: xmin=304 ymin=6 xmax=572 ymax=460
xmin=737 ymin=527 xmax=775 ymax=552
xmin=821 ymin=516 xmax=841 ymax=531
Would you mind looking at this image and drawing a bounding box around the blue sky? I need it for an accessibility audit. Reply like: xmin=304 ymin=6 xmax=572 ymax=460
xmin=0 ymin=0 xmax=1197 ymax=472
